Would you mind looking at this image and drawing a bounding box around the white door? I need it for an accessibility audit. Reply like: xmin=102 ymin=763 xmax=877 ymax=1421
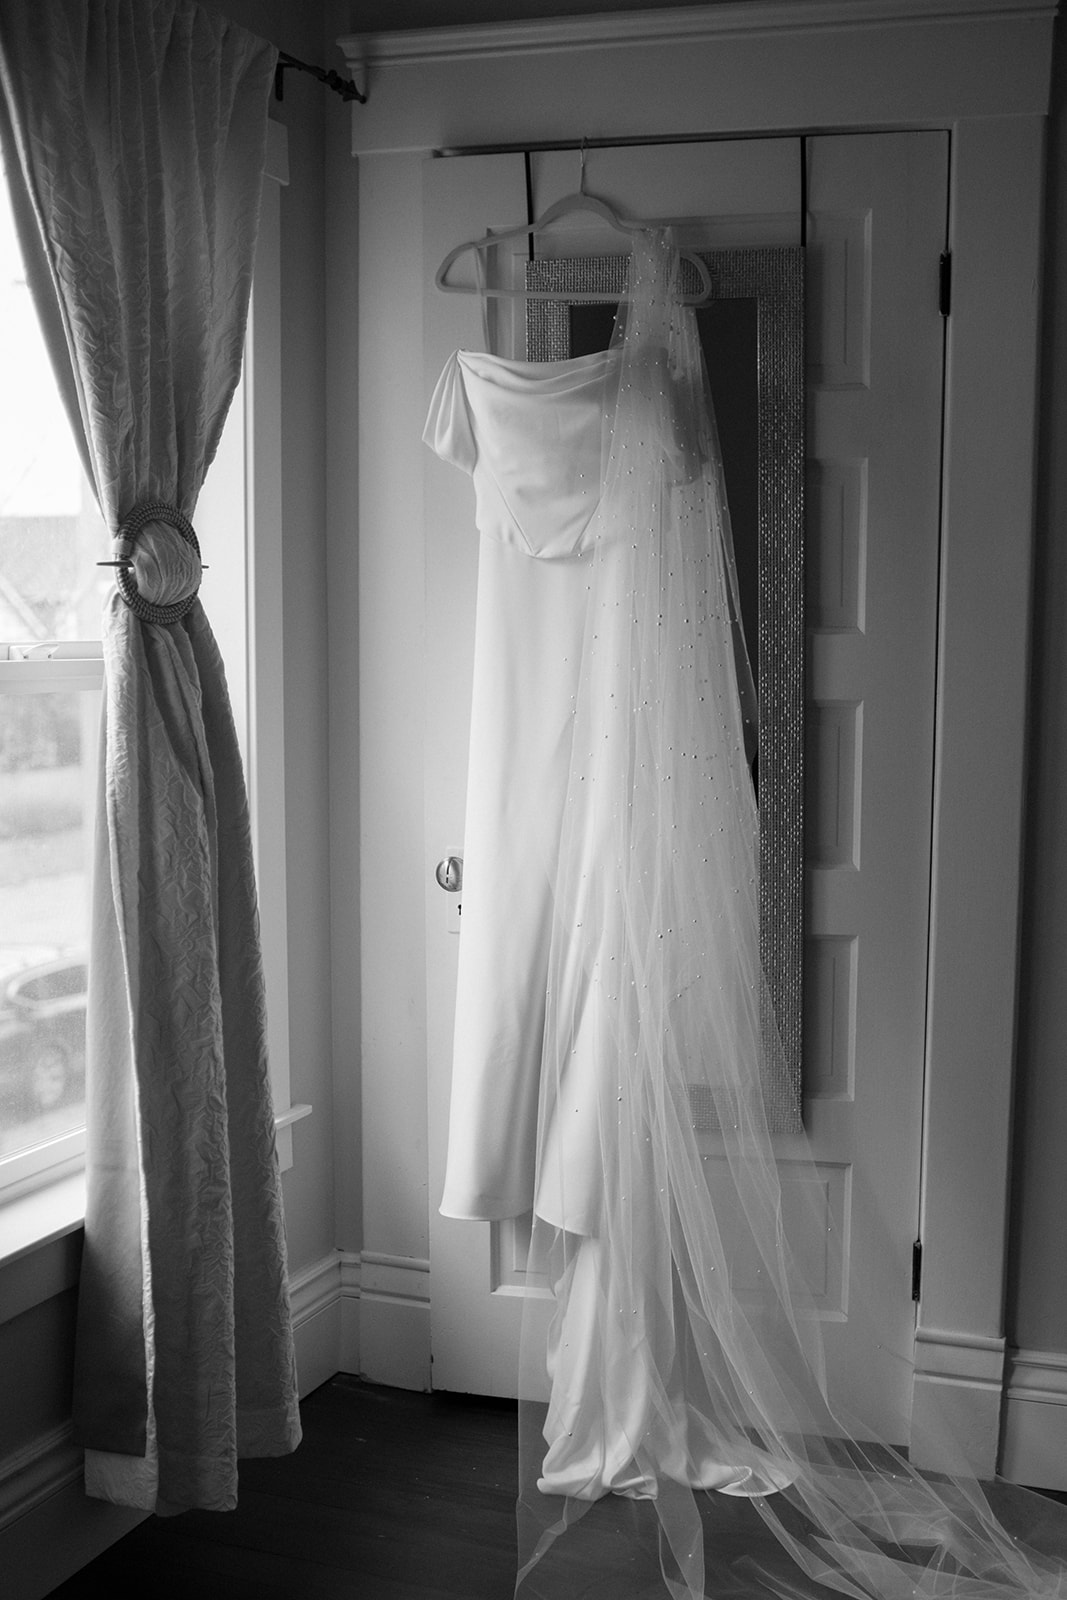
xmin=423 ymin=132 xmax=947 ymax=1443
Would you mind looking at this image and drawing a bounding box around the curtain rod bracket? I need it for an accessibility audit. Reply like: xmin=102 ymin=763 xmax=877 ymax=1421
xmin=274 ymin=51 xmax=366 ymax=106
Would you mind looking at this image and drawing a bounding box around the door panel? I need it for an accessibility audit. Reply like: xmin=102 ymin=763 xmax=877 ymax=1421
xmin=423 ymin=133 xmax=947 ymax=1445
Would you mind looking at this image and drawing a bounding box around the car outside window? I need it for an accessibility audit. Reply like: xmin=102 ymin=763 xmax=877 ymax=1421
xmin=0 ymin=154 xmax=105 ymax=1198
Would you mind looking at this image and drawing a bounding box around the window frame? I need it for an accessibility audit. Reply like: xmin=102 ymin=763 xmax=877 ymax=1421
xmin=242 ymin=121 xmax=311 ymax=1174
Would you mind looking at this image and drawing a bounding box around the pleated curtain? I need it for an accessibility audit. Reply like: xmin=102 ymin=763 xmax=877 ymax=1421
xmin=0 ymin=0 xmax=301 ymax=1512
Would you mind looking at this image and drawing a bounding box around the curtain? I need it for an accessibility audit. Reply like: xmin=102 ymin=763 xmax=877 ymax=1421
xmin=0 ymin=0 xmax=301 ymax=1513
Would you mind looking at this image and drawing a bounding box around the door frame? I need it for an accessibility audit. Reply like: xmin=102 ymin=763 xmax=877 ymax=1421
xmin=343 ymin=0 xmax=1055 ymax=1474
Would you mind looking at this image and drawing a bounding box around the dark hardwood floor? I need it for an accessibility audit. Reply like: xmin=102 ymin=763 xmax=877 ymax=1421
xmin=47 ymin=1377 xmax=522 ymax=1599
xmin=44 ymin=1376 xmax=780 ymax=1599
xmin=44 ymin=1375 xmax=1067 ymax=1600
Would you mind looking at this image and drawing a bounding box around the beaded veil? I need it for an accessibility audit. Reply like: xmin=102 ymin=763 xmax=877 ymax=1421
xmin=508 ymin=231 xmax=1067 ymax=1600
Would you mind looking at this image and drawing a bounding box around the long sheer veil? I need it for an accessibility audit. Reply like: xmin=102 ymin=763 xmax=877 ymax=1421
xmin=513 ymin=231 xmax=1067 ymax=1600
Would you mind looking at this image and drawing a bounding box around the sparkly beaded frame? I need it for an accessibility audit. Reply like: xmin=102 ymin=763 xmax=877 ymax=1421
xmin=526 ymin=248 xmax=805 ymax=1133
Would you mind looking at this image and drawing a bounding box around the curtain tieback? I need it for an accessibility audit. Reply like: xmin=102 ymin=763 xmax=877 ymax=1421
xmin=105 ymin=500 xmax=203 ymax=624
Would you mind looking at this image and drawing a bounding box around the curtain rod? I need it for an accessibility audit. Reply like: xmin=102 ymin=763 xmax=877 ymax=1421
xmin=274 ymin=50 xmax=366 ymax=105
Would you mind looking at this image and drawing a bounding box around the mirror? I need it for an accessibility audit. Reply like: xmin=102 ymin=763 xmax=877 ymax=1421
xmin=526 ymin=249 xmax=805 ymax=1131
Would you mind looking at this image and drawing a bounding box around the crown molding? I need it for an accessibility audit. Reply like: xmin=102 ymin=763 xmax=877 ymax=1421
xmin=339 ymin=0 xmax=1054 ymax=159
xmin=339 ymin=0 xmax=1056 ymax=68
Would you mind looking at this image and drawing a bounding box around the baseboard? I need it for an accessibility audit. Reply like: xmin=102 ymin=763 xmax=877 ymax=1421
xmin=289 ymin=1247 xmax=429 ymax=1392
xmin=0 ymin=1421 xmax=81 ymax=1536
xmin=910 ymin=1325 xmax=1006 ymax=1478
xmin=358 ymin=1251 xmax=431 ymax=1391
xmin=0 ymin=1246 xmax=421 ymax=1600
xmin=1000 ymin=1347 xmax=1067 ymax=1491
xmin=0 ymin=1423 xmax=144 ymax=1600
xmin=339 ymin=1250 xmax=362 ymax=1373
xmin=289 ymin=1248 xmax=355 ymax=1396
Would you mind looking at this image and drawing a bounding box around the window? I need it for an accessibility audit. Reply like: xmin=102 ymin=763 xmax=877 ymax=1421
xmin=0 ymin=153 xmax=106 ymax=1200
xmin=0 ymin=122 xmax=303 ymax=1220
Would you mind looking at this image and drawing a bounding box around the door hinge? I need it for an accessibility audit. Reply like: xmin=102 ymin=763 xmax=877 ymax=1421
xmin=939 ymin=252 xmax=952 ymax=317
xmin=912 ymin=1238 xmax=923 ymax=1302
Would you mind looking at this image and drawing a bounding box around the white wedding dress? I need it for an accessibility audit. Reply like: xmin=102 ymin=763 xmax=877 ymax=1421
xmin=424 ymin=344 xmax=621 ymax=1227
xmin=426 ymin=232 xmax=1067 ymax=1600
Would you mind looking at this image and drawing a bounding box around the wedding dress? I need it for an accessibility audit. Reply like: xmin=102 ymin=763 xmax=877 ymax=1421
xmin=425 ymin=230 xmax=1067 ymax=1600
xmin=424 ymin=344 xmax=621 ymax=1224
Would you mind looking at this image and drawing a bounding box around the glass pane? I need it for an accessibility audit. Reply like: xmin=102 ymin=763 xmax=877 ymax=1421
xmin=0 ymin=153 xmax=109 ymax=637
xmin=0 ymin=689 xmax=97 ymax=1155
xmin=1 ymin=149 xmax=106 ymax=1177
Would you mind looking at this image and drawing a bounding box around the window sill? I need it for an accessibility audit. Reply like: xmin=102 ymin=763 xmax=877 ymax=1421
xmin=0 ymin=1104 xmax=312 ymax=1327
xmin=0 ymin=1169 xmax=85 ymax=1269
xmin=0 ymin=1171 xmax=85 ymax=1326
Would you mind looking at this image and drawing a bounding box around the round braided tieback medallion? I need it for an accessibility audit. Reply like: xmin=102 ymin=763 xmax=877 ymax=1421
xmin=113 ymin=500 xmax=202 ymax=624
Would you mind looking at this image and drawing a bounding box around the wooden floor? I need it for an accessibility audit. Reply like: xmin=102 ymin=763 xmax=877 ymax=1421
xmin=47 ymin=1377 xmax=522 ymax=1599
xmin=44 ymin=1375 xmax=1067 ymax=1600
xmin=44 ymin=1376 xmax=788 ymax=1599
xmin=43 ymin=1377 xmax=799 ymax=1599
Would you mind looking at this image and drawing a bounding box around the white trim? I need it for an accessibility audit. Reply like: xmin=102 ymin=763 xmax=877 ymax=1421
xmin=1006 ymin=1347 xmax=1067 ymax=1406
xmin=0 ymin=1422 xmax=81 ymax=1534
xmin=289 ymin=1247 xmax=345 ymax=1326
xmin=289 ymin=1251 xmax=345 ymax=1395
xmin=360 ymin=1249 xmax=431 ymax=1306
xmin=286 ymin=1249 xmax=429 ymax=1395
xmin=0 ymin=1172 xmax=84 ymax=1278
xmin=356 ymin=1252 xmax=431 ymax=1392
xmin=0 ymin=1471 xmax=143 ymax=1600
xmin=4 ymin=641 xmax=103 ymax=661
xmin=276 ymin=1101 xmax=313 ymax=1132
xmin=0 ymin=658 xmax=103 ymax=691
xmin=341 ymin=0 xmax=1055 ymax=67
xmin=0 ymin=1135 xmax=85 ymax=1206
xmin=911 ymin=1327 xmax=1008 ymax=1477
xmin=0 ymin=1195 xmax=83 ymax=1339
xmin=290 ymin=1251 xmax=363 ymax=1379
xmin=340 ymin=4 xmax=1053 ymax=158
xmin=1001 ymin=1349 xmax=1067 ymax=1490
xmin=0 ymin=1423 xmax=144 ymax=1600
xmin=248 ymin=1250 xmax=354 ymax=1398
xmin=339 ymin=1250 xmax=361 ymax=1374
xmin=914 ymin=113 xmax=1047 ymax=1475
xmin=913 ymin=1325 xmax=1007 ymax=1386
xmin=246 ymin=131 xmax=298 ymax=1170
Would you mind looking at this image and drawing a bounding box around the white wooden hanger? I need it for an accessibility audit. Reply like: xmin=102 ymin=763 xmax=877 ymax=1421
xmin=435 ymin=150 xmax=712 ymax=305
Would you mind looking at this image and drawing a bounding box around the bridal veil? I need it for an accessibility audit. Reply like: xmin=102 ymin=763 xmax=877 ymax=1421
xmin=431 ymin=230 xmax=1067 ymax=1600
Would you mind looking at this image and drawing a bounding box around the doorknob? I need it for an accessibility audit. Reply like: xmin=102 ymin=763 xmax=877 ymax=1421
xmin=435 ymin=855 xmax=463 ymax=892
